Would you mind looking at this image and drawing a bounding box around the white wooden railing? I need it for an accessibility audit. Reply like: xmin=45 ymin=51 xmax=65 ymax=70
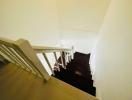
xmin=0 ymin=37 xmax=73 ymax=81
xmin=33 ymin=46 xmax=73 ymax=75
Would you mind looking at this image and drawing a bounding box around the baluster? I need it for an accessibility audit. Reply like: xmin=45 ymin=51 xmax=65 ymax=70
xmin=65 ymin=52 xmax=69 ymax=63
xmin=60 ymin=51 xmax=66 ymax=69
xmin=71 ymin=46 xmax=74 ymax=59
xmin=67 ymin=52 xmax=71 ymax=63
xmin=64 ymin=51 xmax=67 ymax=66
xmin=9 ymin=47 xmax=33 ymax=72
xmin=2 ymin=45 xmax=28 ymax=69
xmin=0 ymin=47 xmax=15 ymax=64
xmin=0 ymin=45 xmax=20 ymax=66
xmin=14 ymin=47 xmax=41 ymax=77
xmin=69 ymin=51 xmax=72 ymax=61
xmin=53 ymin=52 xmax=60 ymax=71
xmin=42 ymin=53 xmax=55 ymax=75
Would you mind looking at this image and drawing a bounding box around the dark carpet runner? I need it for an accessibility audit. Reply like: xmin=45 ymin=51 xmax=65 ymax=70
xmin=54 ymin=52 xmax=96 ymax=96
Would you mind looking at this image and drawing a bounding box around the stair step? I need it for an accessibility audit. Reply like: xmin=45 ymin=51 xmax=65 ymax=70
xmin=54 ymin=52 xmax=96 ymax=96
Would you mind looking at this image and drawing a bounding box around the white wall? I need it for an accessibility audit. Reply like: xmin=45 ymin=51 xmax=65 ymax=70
xmin=57 ymin=0 xmax=110 ymax=53
xmin=91 ymin=0 xmax=132 ymax=99
xmin=0 ymin=0 xmax=110 ymax=51
xmin=0 ymin=0 xmax=60 ymax=46
xmin=60 ymin=30 xmax=98 ymax=53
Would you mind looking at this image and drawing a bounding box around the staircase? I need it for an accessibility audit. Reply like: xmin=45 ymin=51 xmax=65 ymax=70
xmin=54 ymin=52 xmax=96 ymax=96
xmin=0 ymin=37 xmax=98 ymax=100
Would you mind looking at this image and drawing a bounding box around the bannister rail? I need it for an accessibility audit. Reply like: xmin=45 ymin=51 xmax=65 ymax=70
xmin=33 ymin=46 xmax=71 ymax=53
xmin=0 ymin=37 xmax=73 ymax=82
xmin=0 ymin=37 xmax=50 ymax=81
xmin=32 ymin=45 xmax=73 ymax=75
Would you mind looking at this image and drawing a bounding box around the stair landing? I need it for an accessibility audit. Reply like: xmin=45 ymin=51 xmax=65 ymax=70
xmin=0 ymin=63 xmax=98 ymax=100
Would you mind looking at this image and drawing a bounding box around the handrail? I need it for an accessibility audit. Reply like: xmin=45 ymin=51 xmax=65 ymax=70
xmin=33 ymin=46 xmax=71 ymax=53
xmin=33 ymin=45 xmax=73 ymax=74
xmin=0 ymin=37 xmax=73 ymax=82
xmin=0 ymin=37 xmax=50 ymax=81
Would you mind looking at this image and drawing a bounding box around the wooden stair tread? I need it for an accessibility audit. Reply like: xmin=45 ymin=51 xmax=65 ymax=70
xmin=0 ymin=63 xmax=98 ymax=100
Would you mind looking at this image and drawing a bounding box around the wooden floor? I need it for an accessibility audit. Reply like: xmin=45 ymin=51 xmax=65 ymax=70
xmin=0 ymin=63 xmax=98 ymax=100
